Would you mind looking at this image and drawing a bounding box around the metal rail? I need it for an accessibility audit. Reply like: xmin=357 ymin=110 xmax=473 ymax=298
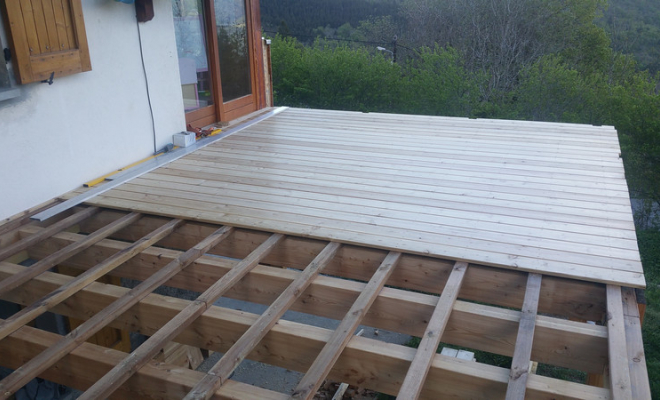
xmin=32 ymin=107 xmax=289 ymax=221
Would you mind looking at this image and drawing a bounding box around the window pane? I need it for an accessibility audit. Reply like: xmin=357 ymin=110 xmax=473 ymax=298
xmin=215 ymin=0 xmax=252 ymax=102
xmin=173 ymin=0 xmax=213 ymax=111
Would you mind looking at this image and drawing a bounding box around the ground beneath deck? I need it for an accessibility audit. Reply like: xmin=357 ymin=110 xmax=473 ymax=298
xmin=79 ymin=107 xmax=644 ymax=287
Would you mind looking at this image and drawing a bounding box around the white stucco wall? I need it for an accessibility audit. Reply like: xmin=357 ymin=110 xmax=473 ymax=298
xmin=0 ymin=0 xmax=186 ymax=220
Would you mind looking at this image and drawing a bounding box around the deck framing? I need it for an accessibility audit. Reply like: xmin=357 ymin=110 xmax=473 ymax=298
xmin=0 ymin=205 xmax=649 ymax=399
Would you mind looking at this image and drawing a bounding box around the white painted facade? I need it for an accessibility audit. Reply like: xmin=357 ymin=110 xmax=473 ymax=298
xmin=0 ymin=1 xmax=186 ymax=220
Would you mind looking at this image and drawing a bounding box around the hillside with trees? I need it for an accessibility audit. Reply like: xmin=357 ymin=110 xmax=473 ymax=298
xmin=602 ymin=0 xmax=660 ymax=73
xmin=260 ymin=0 xmax=400 ymax=38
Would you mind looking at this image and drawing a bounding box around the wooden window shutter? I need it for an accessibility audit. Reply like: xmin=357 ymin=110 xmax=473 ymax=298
xmin=2 ymin=0 xmax=91 ymax=84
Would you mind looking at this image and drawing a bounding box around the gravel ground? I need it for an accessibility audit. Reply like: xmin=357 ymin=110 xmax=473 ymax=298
xmin=196 ymin=296 xmax=411 ymax=394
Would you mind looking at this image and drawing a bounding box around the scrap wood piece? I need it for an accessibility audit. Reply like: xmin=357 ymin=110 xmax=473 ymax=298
xmin=396 ymin=261 xmax=468 ymax=400
xmin=621 ymin=287 xmax=652 ymax=400
xmin=79 ymin=232 xmax=285 ymax=400
xmin=607 ymin=285 xmax=634 ymax=400
xmin=291 ymin=251 xmax=402 ymax=400
xmin=0 ymin=211 xmax=141 ymax=298
xmin=0 ymin=225 xmax=233 ymax=400
xmin=184 ymin=241 xmax=342 ymax=400
xmin=505 ymin=273 xmax=542 ymax=400
xmin=0 ymin=206 xmax=99 ymax=262
xmin=0 ymin=217 xmax=183 ymax=341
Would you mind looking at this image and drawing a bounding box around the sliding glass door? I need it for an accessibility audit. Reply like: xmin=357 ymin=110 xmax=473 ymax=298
xmin=173 ymin=0 xmax=260 ymax=126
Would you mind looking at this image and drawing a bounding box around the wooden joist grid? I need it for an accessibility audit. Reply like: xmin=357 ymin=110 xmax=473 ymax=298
xmin=0 ymin=206 xmax=650 ymax=399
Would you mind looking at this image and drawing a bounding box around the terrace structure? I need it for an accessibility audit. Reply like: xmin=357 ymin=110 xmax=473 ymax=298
xmin=0 ymin=0 xmax=651 ymax=399
xmin=0 ymin=106 xmax=651 ymax=399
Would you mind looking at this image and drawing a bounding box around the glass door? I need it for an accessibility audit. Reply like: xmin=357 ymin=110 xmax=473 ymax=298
xmin=173 ymin=0 xmax=218 ymax=127
xmin=214 ymin=0 xmax=257 ymax=121
xmin=173 ymin=0 xmax=260 ymax=126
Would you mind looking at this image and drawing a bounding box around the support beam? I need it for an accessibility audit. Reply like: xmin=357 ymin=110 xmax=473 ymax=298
xmin=0 ymin=218 xmax=183 ymax=341
xmin=606 ymin=285 xmax=633 ymax=400
xmin=3 ymin=238 xmax=610 ymax=374
xmin=0 ymin=263 xmax=609 ymax=399
xmin=0 ymin=319 xmax=287 ymax=400
xmin=26 ymin=224 xmax=608 ymax=322
xmin=506 ymin=273 xmax=542 ymax=400
xmin=292 ymin=251 xmax=401 ymax=399
xmin=185 ymin=241 xmax=341 ymax=400
xmin=397 ymin=261 xmax=468 ymax=400
xmin=80 ymin=233 xmax=285 ymax=400
xmin=0 ymin=212 xmax=141 ymax=297
xmin=621 ymin=287 xmax=651 ymax=400
xmin=0 ymin=206 xmax=98 ymax=261
xmin=0 ymin=225 xmax=233 ymax=399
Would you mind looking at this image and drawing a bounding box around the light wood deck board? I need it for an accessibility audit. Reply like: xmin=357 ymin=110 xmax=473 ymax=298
xmin=124 ymin=177 xmax=639 ymax=255
xmin=92 ymin=184 xmax=641 ymax=274
xmin=182 ymin=152 xmax=631 ymax=205
xmin=80 ymin=108 xmax=644 ymax=287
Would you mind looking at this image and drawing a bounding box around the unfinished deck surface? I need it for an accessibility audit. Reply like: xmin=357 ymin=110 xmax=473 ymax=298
xmin=80 ymin=108 xmax=643 ymax=287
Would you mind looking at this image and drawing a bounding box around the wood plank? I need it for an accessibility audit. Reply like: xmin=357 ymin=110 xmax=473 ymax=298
xmin=291 ymin=251 xmax=401 ymax=399
xmin=397 ymin=261 xmax=468 ymax=400
xmin=184 ymin=241 xmax=341 ymax=400
xmin=0 ymin=262 xmax=609 ymax=399
xmin=0 ymin=211 xmax=140 ymax=298
xmin=0 ymin=319 xmax=288 ymax=400
xmin=17 ymin=0 xmax=41 ymax=57
xmin=621 ymin=287 xmax=652 ymax=400
xmin=60 ymin=0 xmax=76 ymax=48
xmin=29 ymin=0 xmax=50 ymax=54
xmin=128 ymin=175 xmax=639 ymax=255
xmin=606 ymin=285 xmax=633 ymax=400
xmin=40 ymin=0 xmax=61 ymax=53
xmin=78 ymin=195 xmax=646 ymax=287
xmin=91 ymin=186 xmax=642 ymax=277
xmin=505 ymin=273 xmax=542 ymax=400
xmin=0 ymin=225 xmax=233 ymax=399
xmin=51 ymin=0 xmax=70 ymax=50
xmin=25 ymin=222 xmax=609 ymax=323
xmin=0 ymin=217 xmax=183 ymax=341
xmin=0 ymin=206 xmax=98 ymax=262
xmin=79 ymin=233 xmax=285 ymax=400
xmin=68 ymin=0 xmax=91 ymax=70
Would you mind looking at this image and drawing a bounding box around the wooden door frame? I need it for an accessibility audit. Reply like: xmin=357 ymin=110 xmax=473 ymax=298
xmin=185 ymin=0 xmax=264 ymax=127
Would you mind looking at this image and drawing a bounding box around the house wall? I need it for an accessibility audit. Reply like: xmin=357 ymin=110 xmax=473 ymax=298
xmin=0 ymin=1 xmax=185 ymax=221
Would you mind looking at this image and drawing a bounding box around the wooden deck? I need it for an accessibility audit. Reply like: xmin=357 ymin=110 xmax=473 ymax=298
xmin=80 ymin=108 xmax=643 ymax=287
xmin=0 ymin=108 xmax=651 ymax=399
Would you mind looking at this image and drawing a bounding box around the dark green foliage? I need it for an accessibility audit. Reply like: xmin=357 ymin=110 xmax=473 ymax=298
xmin=270 ymin=36 xmax=480 ymax=116
xmin=601 ymin=0 xmax=660 ymax=73
xmin=638 ymin=231 xmax=660 ymax=398
xmin=260 ymin=0 xmax=400 ymax=39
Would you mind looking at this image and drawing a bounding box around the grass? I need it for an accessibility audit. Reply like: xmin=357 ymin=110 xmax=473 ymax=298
xmin=637 ymin=230 xmax=660 ymax=398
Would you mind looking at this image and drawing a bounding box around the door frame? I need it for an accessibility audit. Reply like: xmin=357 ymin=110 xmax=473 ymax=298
xmin=184 ymin=0 xmax=264 ymax=127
